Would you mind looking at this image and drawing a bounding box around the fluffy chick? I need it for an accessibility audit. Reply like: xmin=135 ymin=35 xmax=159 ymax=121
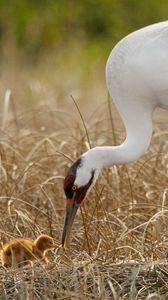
xmin=1 ymin=234 xmax=60 ymax=267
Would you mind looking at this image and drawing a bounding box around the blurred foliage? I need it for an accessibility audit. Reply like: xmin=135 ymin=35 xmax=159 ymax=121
xmin=0 ymin=0 xmax=168 ymax=63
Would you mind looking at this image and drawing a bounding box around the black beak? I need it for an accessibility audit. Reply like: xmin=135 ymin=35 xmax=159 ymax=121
xmin=61 ymin=199 xmax=78 ymax=249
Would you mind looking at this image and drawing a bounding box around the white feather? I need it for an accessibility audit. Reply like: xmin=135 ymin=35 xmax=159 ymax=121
xmin=75 ymin=22 xmax=168 ymax=188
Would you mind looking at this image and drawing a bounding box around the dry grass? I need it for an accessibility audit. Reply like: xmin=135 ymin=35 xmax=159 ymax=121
xmin=0 ymin=90 xmax=168 ymax=299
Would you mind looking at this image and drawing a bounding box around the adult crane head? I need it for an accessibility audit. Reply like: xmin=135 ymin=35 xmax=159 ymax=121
xmin=61 ymin=148 xmax=102 ymax=248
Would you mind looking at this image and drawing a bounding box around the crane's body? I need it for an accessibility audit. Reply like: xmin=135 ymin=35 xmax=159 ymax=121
xmin=62 ymin=22 xmax=168 ymax=248
xmin=105 ymin=21 xmax=168 ymax=164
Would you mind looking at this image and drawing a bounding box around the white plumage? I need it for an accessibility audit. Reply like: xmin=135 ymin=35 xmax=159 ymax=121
xmin=75 ymin=21 xmax=168 ymax=187
xmin=62 ymin=22 xmax=168 ymax=247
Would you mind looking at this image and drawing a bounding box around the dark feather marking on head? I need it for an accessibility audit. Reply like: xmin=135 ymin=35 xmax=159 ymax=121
xmin=64 ymin=158 xmax=82 ymax=199
xmin=68 ymin=158 xmax=82 ymax=176
xmin=75 ymin=169 xmax=95 ymax=205
xmin=64 ymin=175 xmax=75 ymax=190
xmin=64 ymin=175 xmax=75 ymax=198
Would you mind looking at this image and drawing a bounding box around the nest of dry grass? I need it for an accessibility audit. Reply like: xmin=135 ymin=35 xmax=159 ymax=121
xmin=1 ymin=257 xmax=168 ymax=299
xmin=0 ymin=92 xmax=167 ymax=299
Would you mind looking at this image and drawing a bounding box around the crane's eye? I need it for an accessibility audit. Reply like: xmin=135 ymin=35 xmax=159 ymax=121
xmin=64 ymin=175 xmax=76 ymax=198
xmin=72 ymin=185 xmax=77 ymax=191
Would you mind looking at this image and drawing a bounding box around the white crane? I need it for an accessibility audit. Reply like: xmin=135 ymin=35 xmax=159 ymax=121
xmin=61 ymin=21 xmax=168 ymax=248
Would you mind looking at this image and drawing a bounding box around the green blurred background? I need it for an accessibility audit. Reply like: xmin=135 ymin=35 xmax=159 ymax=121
xmin=0 ymin=0 xmax=168 ymax=109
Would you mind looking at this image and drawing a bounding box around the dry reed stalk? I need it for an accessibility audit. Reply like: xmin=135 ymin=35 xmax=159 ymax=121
xmin=0 ymin=96 xmax=167 ymax=298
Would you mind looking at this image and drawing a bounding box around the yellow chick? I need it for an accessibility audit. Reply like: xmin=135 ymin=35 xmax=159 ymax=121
xmin=0 ymin=234 xmax=60 ymax=267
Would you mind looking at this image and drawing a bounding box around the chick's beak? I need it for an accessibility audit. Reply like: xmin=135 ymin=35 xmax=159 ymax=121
xmin=61 ymin=198 xmax=78 ymax=249
xmin=52 ymin=242 xmax=61 ymax=249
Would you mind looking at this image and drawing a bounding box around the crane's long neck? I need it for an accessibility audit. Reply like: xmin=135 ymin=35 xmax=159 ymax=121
xmin=85 ymin=103 xmax=154 ymax=168
xmin=89 ymin=140 xmax=148 ymax=168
